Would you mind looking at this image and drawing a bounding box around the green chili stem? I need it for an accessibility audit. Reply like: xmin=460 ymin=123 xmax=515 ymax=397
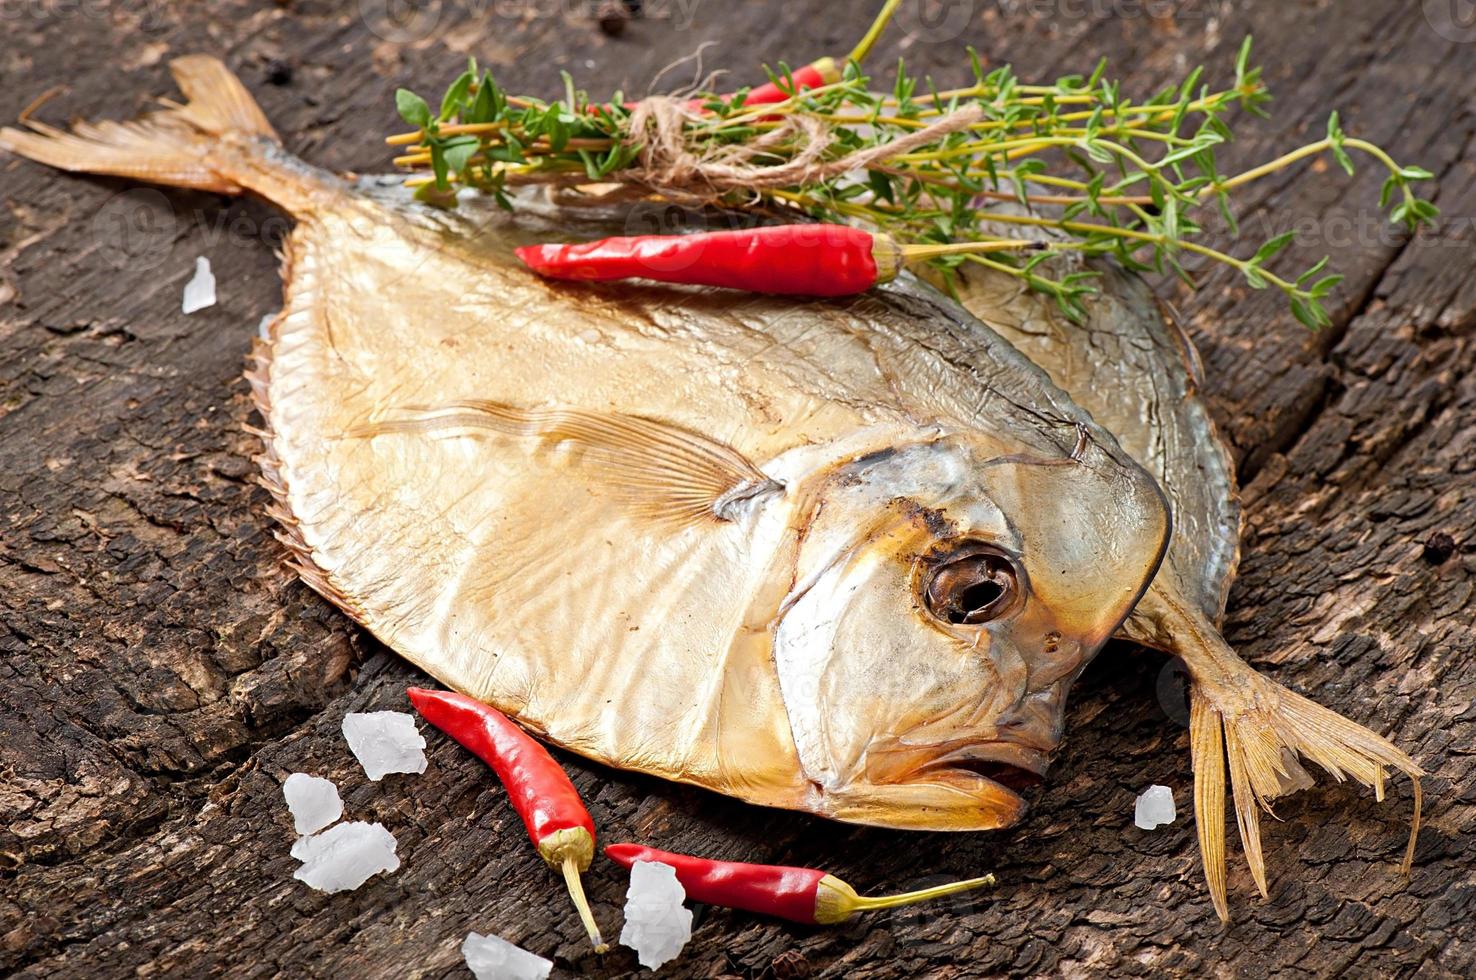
xmin=847 ymin=0 xmax=904 ymax=66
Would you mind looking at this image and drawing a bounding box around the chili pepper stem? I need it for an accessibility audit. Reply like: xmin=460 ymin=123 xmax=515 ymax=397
xmin=871 ymin=232 xmax=904 ymax=285
xmin=847 ymin=0 xmax=904 ymax=66
xmin=899 ymin=240 xmax=1051 ymax=261
xmin=813 ymin=873 xmax=997 ymax=925
xmin=875 ymin=234 xmax=1048 ymax=286
xmin=538 ymin=826 xmax=608 ymax=953
xmin=559 ymin=855 xmax=609 ymax=953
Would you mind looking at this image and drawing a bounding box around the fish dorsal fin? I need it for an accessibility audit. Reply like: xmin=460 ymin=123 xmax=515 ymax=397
xmin=351 ymin=400 xmax=782 ymax=528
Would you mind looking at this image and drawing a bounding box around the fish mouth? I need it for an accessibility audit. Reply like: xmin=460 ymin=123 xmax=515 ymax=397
xmin=922 ymin=742 xmax=1049 ymax=797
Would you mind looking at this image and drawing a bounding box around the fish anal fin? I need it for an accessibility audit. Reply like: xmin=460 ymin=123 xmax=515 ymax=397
xmin=352 ymin=400 xmax=782 ymax=528
xmin=1143 ymin=584 xmax=1423 ymax=921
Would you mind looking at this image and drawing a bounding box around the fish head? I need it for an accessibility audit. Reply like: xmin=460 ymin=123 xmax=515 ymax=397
xmin=769 ymin=427 xmax=1170 ymax=831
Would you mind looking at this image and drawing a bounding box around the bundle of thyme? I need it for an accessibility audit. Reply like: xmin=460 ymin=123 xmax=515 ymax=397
xmin=386 ymin=4 xmax=1436 ymax=326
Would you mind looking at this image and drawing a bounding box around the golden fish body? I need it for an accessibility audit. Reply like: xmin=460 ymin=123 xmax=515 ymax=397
xmin=261 ymin=178 xmax=1173 ymax=830
xmin=1 ymin=58 xmax=1420 ymax=920
xmin=0 ymin=59 xmax=1171 ymax=830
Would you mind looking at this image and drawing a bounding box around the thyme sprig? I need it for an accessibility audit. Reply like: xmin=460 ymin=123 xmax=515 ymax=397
xmin=388 ymin=36 xmax=1436 ymax=327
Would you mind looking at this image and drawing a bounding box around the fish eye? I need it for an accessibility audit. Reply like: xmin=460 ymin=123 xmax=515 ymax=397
xmin=921 ymin=544 xmax=1020 ymax=626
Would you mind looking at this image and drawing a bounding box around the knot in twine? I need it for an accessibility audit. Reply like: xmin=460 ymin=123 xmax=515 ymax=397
xmin=621 ymin=97 xmax=985 ymax=204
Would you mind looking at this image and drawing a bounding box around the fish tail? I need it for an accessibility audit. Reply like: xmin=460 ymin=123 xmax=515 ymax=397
xmin=1 ymin=56 xmax=322 ymax=212
xmin=1155 ymin=588 xmax=1422 ymax=922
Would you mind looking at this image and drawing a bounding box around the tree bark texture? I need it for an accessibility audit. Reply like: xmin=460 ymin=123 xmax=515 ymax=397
xmin=1 ymin=1 xmax=1472 ymax=976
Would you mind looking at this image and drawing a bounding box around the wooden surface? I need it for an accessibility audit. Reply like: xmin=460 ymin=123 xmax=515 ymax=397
xmin=2 ymin=1 xmax=1473 ymax=976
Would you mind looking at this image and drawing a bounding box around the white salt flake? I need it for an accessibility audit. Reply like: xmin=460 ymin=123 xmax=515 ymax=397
xmin=342 ymin=710 xmax=427 ymax=781
xmin=461 ymin=932 xmax=552 ymax=980
xmin=282 ymin=772 xmax=343 ymax=835
xmin=1134 ymin=784 xmax=1177 ymax=830
xmin=619 ymin=860 xmax=693 ymax=970
xmin=181 ymin=256 xmax=216 ymax=313
xmin=291 ymin=821 xmax=399 ymax=893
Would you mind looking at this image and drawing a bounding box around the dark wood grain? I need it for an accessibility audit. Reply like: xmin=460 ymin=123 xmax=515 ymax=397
xmin=2 ymin=1 xmax=1473 ymax=977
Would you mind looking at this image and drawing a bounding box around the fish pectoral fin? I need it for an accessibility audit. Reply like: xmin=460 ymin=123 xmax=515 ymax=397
xmin=1147 ymin=587 xmax=1422 ymax=923
xmin=350 ymin=400 xmax=782 ymax=528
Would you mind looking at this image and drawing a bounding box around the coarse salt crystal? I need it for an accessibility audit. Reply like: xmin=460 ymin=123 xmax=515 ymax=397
xmin=1134 ymin=784 xmax=1177 ymax=830
xmin=461 ymin=932 xmax=552 ymax=980
xmin=341 ymin=710 xmax=428 ymax=781
xmin=619 ymin=860 xmax=693 ymax=970
xmin=291 ymin=821 xmax=399 ymax=893
xmin=181 ymin=256 xmax=216 ymax=313
xmin=282 ymin=772 xmax=342 ymax=835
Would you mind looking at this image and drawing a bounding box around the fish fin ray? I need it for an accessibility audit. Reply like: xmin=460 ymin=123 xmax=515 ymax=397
xmin=1 ymin=55 xmax=275 ymax=195
xmin=352 ymin=400 xmax=781 ymax=527
xmin=1189 ymin=691 xmax=1230 ymax=922
xmin=1146 ymin=585 xmax=1422 ymax=920
xmin=1222 ymin=720 xmax=1269 ymax=899
xmin=166 ymin=55 xmax=278 ymax=140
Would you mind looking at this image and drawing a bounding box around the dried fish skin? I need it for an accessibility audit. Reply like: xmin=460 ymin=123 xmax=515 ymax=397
xmin=951 ymin=260 xmax=1239 ymax=630
xmin=0 ymin=59 xmax=1172 ymax=833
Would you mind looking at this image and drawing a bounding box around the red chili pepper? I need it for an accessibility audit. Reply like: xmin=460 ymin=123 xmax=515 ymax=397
xmin=515 ymin=224 xmax=903 ymax=297
xmin=408 ymin=687 xmax=609 ymax=952
xmin=735 ymin=57 xmax=840 ymax=107
xmin=605 ymin=57 xmax=839 ymax=114
xmin=604 ymin=843 xmax=995 ymax=926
